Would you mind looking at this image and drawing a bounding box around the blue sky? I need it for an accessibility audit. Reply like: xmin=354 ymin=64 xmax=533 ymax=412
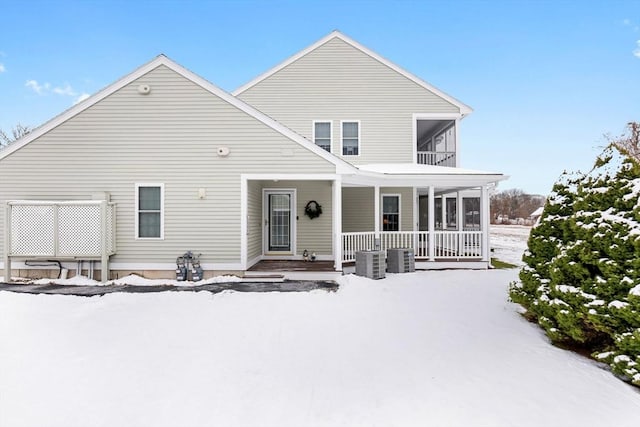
xmin=1 ymin=0 xmax=639 ymax=195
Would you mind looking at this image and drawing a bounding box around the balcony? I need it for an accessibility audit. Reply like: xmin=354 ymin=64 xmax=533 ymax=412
xmin=417 ymin=151 xmax=456 ymax=167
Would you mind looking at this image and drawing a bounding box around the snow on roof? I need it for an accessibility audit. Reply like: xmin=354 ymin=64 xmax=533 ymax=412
xmin=358 ymin=163 xmax=503 ymax=176
xmin=530 ymin=207 xmax=544 ymax=217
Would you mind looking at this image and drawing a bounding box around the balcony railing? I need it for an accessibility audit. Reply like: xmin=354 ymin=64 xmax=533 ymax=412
xmin=341 ymin=230 xmax=483 ymax=263
xmin=417 ymin=151 xmax=456 ymax=167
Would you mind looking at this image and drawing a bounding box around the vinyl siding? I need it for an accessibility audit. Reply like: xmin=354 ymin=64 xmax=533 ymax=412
xmin=247 ymin=180 xmax=263 ymax=262
xmin=238 ymin=37 xmax=460 ymax=165
xmin=0 ymin=65 xmax=335 ymax=265
xmin=342 ymin=187 xmax=374 ymax=232
xmin=260 ymin=180 xmax=333 ymax=256
xmin=342 ymin=187 xmax=414 ymax=232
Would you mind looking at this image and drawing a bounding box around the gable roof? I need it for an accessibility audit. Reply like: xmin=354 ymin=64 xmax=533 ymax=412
xmin=0 ymin=55 xmax=358 ymax=173
xmin=232 ymin=30 xmax=473 ymax=116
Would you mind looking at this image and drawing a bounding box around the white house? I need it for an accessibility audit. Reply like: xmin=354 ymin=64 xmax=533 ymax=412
xmin=0 ymin=31 xmax=506 ymax=282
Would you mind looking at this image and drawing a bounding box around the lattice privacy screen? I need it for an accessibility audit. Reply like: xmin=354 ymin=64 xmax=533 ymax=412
xmin=10 ymin=204 xmax=56 ymax=256
xmin=8 ymin=201 xmax=115 ymax=257
xmin=57 ymin=204 xmax=102 ymax=256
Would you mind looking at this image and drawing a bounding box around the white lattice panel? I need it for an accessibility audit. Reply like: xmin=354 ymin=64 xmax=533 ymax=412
xmin=10 ymin=205 xmax=56 ymax=256
xmin=8 ymin=201 xmax=117 ymax=259
xmin=57 ymin=205 xmax=102 ymax=256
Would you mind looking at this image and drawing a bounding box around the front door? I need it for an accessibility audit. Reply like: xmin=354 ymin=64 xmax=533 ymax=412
xmin=264 ymin=190 xmax=295 ymax=254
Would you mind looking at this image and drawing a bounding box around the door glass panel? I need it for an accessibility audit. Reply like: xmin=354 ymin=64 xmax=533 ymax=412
xmin=269 ymin=194 xmax=291 ymax=251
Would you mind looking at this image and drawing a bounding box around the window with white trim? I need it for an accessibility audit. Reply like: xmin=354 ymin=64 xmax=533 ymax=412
xmin=382 ymin=194 xmax=400 ymax=231
xmin=341 ymin=121 xmax=359 ymax=155
xmin=136 ymin=184 xmax=164 ymax=239
xmin=313 ymin=121 xmax=331 ymax=152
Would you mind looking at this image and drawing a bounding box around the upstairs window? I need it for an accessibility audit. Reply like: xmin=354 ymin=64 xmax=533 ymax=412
xmin=136 ymin=184 xmax=164 ymax=239
xmin=341 ymin=121 xmax=360 ymax=156
xmin=313 ymin=121 xmax=331 ymax=152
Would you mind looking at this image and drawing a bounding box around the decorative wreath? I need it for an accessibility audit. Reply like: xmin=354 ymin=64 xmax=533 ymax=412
xmin=304 ymin=200 xmax=323 ymax=220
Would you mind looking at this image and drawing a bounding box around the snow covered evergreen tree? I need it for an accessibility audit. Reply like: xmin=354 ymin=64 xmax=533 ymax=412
xmin=510 ymin=123 xmax=640 ymax=386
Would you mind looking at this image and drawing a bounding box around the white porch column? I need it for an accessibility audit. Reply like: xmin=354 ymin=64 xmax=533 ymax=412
xmin=4 ymin=203 xmax=11 ymax=283
xmin=412 ymin=187 xmax=418 ymax=253
xmin=240 ymin=177 xmax=248 ymax=270
xmin=457 ymin=190 xmax=464 ymax=255
xmin=457 ymin=191 xmax=464 ymax=230
xmin=454 ymin=118 xmax=461 ymax=167
xmin=481 ymin=185 xmax=490 ymax=262
xmin=428 ymin=186 xmax=435 ymax=261
xmin=374 ymin=185 xmax=380 ymax=241
xmin=333 ymin=176 xmax=343 ymax=271
xmin=100 ymin=201 xmax=109 ymax=283
xmin=441 ymin=194 xmax=447 ymax=230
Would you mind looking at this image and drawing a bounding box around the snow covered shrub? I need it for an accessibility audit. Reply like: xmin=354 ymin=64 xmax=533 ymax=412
xmin=510 ymin=123 xmax=640 ymax=386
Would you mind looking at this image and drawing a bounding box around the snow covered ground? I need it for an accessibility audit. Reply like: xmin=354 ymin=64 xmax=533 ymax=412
xmin=491 ymin=224 xmax=532 ymax=266
xmin=2 ymin=229 xmax=640 ymax=426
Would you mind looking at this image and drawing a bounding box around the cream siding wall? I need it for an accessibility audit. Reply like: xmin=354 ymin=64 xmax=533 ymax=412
xmin=238 ymin=38 xmax=460 ymax=165
xmin=342 ymin=187 xmax=414 ymax=232
xmin=247 ymin=180 xmax=263 ymax=262
xmin=259 ymin=180 xmax=333 ymax=256
xmin=342 ymin=187 xmax=374 ymax=232
xmin=0 ymin=65 xmax=335 ymax=265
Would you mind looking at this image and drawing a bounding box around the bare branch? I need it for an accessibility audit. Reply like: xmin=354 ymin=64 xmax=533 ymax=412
xmin=0 ymin=123 xmax=32 ymax=149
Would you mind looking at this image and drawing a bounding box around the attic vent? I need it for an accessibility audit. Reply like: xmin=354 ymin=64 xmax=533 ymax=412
xmin=137 ymin=84 xmax=151 ymax=95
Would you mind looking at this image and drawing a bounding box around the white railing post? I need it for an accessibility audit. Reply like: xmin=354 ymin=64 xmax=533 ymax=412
xmin=457 ymin=191 xmax=463 ymax=256
xmin=428 ymin=186 xmax=435 ymax=261
xmin=4 ymin=203 xmax=11 ymax=283
xmin=374 ymin=185 xmax=380 ymax=246
xmin=481 ymin=185 xmax=490 ymax=262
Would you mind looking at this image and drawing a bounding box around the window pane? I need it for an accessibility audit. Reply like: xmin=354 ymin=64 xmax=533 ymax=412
xmin=464 ymin=197 xmax=480 ymax=229
xmin=382 ymin=196 xmax=399 ymax=231
xmin=342 ymin=122 xmax=358 ymax=138
xmin=139 ymin=187 xmax=161 ymax=211
xmin=383 ymin=196 xmax=399 ymax=214
xmin=139 ymin=212 xmax=161 ymax=238
xmin=435 ymin=198 xmax=442 ymax=229
xmin=446 ymin=198 xmax=457 ymax=228
xmin=315 ymin=122 xmax=330 ymax=138
xmin=342 ymin=122 xmax=359 ymax=155
xmin=342 ymin=140 xmax=358 ymax=155
xmin=383 ymin=214 xmax=399 ymax=231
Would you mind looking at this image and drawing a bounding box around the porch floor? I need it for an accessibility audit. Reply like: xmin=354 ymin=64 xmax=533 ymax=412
xmin=248 ymin=260 xmax=335 ymax=272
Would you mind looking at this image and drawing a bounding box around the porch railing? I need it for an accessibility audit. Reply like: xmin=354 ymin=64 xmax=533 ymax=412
xmin=417 ymin=151 xmax=456 ymax=167
xmin=341 ymin=230 xmax=483 ymax=263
